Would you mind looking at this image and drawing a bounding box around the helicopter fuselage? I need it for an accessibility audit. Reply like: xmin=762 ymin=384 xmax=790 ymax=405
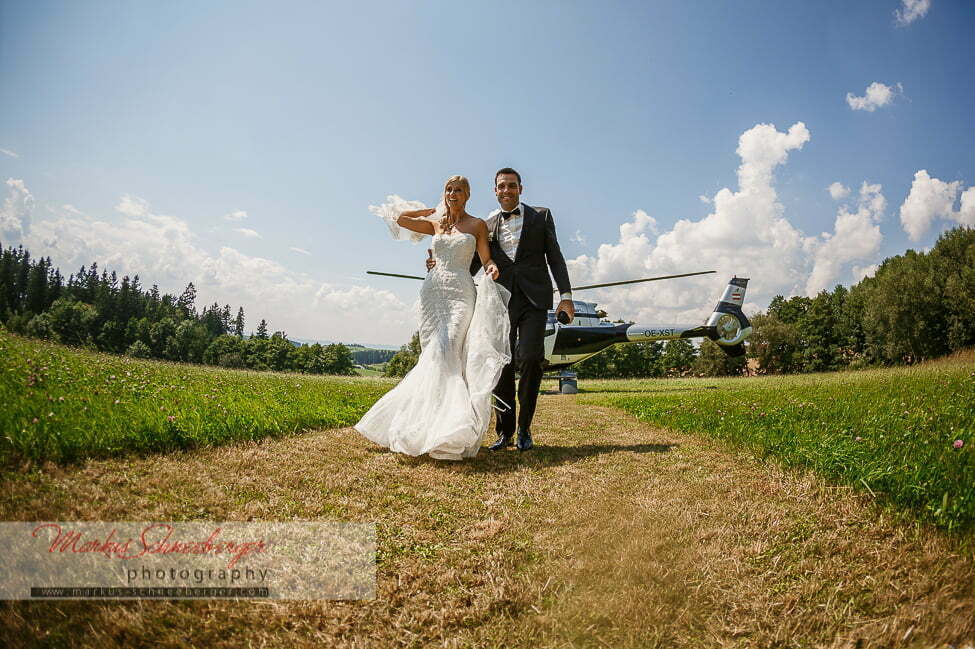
xmin=541 ymin=277 xmax=751 ymax=371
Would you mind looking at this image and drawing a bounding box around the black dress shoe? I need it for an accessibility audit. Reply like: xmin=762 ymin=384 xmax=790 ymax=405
xmin=516 ymin=429 xmax=533 ymax=451
xmin=489 ymin=432 xmax=513 ymax=451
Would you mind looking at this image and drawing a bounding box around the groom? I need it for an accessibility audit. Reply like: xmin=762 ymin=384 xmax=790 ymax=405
xmin=428 ymin=167 xmax=574 ymax=451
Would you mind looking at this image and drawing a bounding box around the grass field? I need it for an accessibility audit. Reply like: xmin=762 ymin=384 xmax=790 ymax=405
xmin=355 ymin=364 xmax=387 ymax=377
xmin=579 ymin=353 xmax=975 ymax=532
xmin=2 ymin=391 xmax=973 ymax=647
xmin=0 ymin=328 xmax=394 ymax=465
xmin=1 ymin=330 xmax=974 ymax=646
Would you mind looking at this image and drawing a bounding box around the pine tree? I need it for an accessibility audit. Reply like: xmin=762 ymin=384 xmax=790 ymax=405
xmin=176 ymin=282 xmax=197 ymax=318
xmin=147 ymin=284 xmax=161 ymax=319
xmin=15 ymin=248 xmax=30 ymax=311
xmin=233 ymin=307 xmax=245 ymax=338
xmin=25 ymin=256 xmax=48 ymax=315
xmin=0 ymin=244 xmax=15 ymax=317
xmin=221 ymin=304 xmax=232 ymax=334
xmin=49 ymin=266 xmax=63 ymax=305
xmin=255 ymin=318 xmax=269 ymax=340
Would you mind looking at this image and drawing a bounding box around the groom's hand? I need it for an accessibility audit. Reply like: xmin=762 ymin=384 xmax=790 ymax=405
xmin=426 ymin=249 xmax=436 ymax=272
xmin=556 ymin=299 xmax=575 ymax=324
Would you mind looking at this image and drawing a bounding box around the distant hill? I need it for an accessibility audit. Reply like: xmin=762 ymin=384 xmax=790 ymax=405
xmin=286 ymin=336 xmax=401 ymax=351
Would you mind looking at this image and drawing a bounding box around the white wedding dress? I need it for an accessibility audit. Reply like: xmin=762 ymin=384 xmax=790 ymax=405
xmin=355 ymin=209 xmax=511 ymax=460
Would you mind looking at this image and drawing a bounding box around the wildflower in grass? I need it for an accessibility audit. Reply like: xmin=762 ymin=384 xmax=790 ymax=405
xmin=954 ymin=440 xmax=965 ymax=449
xmin=114 ymin=399 xmax=120 ymax=404
xmin=32 ymin=417 xmax=38 ymax=424
xmin=856 ymin=436 xmax=863 ymax=441
xmin=167 ymin=415 xmax=176 ymax=423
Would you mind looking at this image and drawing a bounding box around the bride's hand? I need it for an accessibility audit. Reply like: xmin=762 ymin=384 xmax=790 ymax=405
xmin=400 ymin=208 xmax=436 ymax=218
xmin=485 ymin=262 xmax=500 ymax=280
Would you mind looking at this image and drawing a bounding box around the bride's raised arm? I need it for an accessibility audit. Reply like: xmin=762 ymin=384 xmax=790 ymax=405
xmin=475 ymin=220 xmax=500 ymax=280
xmin=397 ymin=208 xmax=438 ymax=235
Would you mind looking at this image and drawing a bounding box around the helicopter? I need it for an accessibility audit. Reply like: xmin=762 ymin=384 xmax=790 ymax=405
xmin=366 ymin=269 xmax=753 ymax=392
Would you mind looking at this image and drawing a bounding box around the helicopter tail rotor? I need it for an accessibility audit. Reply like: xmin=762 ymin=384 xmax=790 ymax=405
xmin=704 ymin=277 xmax=752 ymax=356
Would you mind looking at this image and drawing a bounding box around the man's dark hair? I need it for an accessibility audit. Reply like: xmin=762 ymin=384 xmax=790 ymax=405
xmin=495 ymin=167 xmax=522 ymax=186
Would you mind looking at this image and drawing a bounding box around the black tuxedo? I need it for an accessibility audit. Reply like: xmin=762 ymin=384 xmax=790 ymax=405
xmin=469 ymin=204 xmax=572 ymax=308
xmin=470 ymin=204 xmax=571 ymax=438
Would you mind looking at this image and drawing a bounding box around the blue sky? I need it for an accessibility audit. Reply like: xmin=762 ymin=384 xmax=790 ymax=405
xmin=1 ymin=0 xmax=973 ymax=345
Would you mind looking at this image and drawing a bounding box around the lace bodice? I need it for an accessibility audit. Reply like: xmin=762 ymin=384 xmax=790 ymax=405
xmin=430 ymin=231 xmax=477 ymax=272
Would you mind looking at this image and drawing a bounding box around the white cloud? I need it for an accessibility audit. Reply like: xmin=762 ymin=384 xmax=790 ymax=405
xmin=0 ymin=148 xmax=19 ymax=159
xmin=698 ymin=194 xmax=712 ymax=205
xmin=0 ymin=178 xmax=33 ymax=242
xmin=4 ymin=182 xmax=415 ymax=344
xmin=898 ymin=169 xmax=970 ymax=241
xmin=828 ymin=182 xmax=851 ymax=200
xmin=563 ymin=122 xmax=887 ymax=326
xmin=852 ymin=264 xmax=879 ymax=282
xmin=62 ymin=204 xmax=84 ymax=216
xmin=290 ymin=247 xmax=311 ymax=255
xmin=570 ymin=230 xmax=585 ymax=245
xmin=846 ymin=82 xmax=902 ymax=112
xmin=806 ymin=182 xmax=886 ymax=295
xmin=223 ymin=210 xmax=247 ymax=221
xmin=895 ymin=0 xmax=930 ymax=25
xmin=567 ymin=123 xmax=814 ymax=324
xmin=116 ymin=194 xmax=150 ymax=217
xmin=959 ymin=187 xmax=975 ymax=227
xmin=234 ymin=227 xmax=260 ymax=238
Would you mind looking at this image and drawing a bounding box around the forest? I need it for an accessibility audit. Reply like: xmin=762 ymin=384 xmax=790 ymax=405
xmin=0 ymin=240 xmax=356 ymax=375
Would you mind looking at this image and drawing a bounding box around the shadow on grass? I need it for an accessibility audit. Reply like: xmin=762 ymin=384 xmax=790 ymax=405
xmin=386 ymin=442 xmax=678 ymax=473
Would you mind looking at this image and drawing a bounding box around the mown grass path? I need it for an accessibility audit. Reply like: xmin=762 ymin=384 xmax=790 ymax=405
xmin=2 ymin=393 xmax=973 ymax=648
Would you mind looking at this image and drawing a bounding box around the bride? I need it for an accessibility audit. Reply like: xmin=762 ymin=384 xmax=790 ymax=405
xmin=354 ymin=175 xmax=511 ymax=460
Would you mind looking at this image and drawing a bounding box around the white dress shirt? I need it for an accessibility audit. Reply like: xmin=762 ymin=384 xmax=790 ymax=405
xmin=485 ymin=203 xmax=572 ymax=302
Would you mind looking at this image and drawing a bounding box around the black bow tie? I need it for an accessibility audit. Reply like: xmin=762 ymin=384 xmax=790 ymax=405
xmin=501 ymin=208 xmax=521 ymax=220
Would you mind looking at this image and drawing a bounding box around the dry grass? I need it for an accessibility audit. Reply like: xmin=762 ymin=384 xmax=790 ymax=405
xmin=1 ymin=395 xmax=973 ymax=648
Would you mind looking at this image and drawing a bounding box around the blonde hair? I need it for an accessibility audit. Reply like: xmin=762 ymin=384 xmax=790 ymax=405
xmin=441 ymin=175 xmax=470 ymax=233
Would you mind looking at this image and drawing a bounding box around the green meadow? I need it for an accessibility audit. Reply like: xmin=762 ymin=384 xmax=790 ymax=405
xmin=0 ymin=327 xmax=393 ymax=465
xmin=2 ymin=329 xmax=974 ymax=645
xmin=3 ymin=324 xmax=974 ymax=531
xmin=581 ymin=354 xmax=975 ymax=531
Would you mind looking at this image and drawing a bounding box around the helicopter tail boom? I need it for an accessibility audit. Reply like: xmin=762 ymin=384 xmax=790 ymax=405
xmin=620 ymin=277 xmax=751 ymax=356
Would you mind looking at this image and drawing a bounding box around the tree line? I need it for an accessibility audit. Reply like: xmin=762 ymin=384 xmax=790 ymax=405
xmin=748 ymin=226 xmax=975 ymax=373
xmin=352 ymin=348 xmax=397 ymax=365
xmin=382 ymin=331 xmax=742 ymax=379
xmin=4 ymin=225 xmax=971 ymax=380
xmin=0 ymin=241 xmax=356 ymax=375
xmin=579 ymin=226 xmax=974 ymax=377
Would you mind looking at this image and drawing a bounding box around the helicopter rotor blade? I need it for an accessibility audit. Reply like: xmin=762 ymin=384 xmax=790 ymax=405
xmin=366 ymin=269 xmax=718 ymax=288
xmin=366 ymin=270 xmax=425 ymax=281
xmin=563 ymin=270 xmax=716 ymax=292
